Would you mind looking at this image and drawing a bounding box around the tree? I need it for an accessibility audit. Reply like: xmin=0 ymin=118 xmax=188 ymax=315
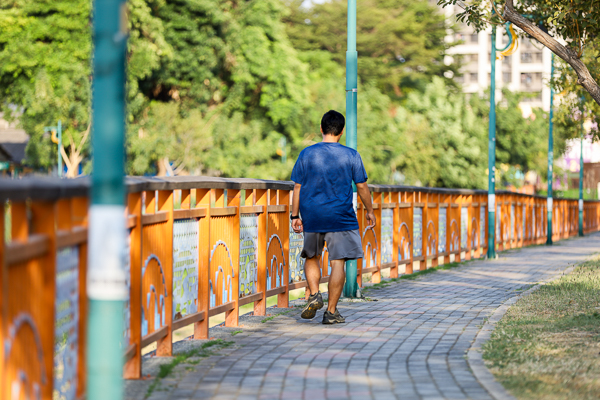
xmin=438 ymin=0 xmax=600 ymax=122
xmin=127 ymin=0 xmax=312 ymax=177
xmin=284 ymin=0 xmax=458 ymax=99
xmin=469 ymin=89 xmax=569 ymax=187
xmin=0 ymin=0 xmax=92 ymax=171
xmin=0 ymin=0 xmax=171 ymax=173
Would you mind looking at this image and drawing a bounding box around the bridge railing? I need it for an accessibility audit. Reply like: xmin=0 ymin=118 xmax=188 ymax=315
xmin=1 ymin=177 xmax=599 ymax=397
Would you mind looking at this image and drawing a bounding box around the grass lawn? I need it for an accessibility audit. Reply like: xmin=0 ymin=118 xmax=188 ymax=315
xmin=483 ymin=256 xmax=600 ymax=400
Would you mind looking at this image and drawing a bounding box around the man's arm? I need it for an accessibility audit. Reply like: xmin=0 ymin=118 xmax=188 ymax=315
xmin=356 ymin=181 xmax=376 ymax=228
xmin=291 ymin=183 xmax=303 ymax=233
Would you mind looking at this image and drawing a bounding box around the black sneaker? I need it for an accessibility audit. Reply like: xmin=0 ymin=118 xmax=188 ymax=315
xmin=322 ymin=309 xmax=345 ymax=324
xmin=301 ymin=292 xmax=324 ymax=319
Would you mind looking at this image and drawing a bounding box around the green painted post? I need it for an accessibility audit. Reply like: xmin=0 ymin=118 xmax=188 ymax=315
xmin=487 ymin=24 xmax=497 ymax=259
xmin=87 ymin=1 xmax=128 ymax=400
xmin=344 ymin=0 xmax=359 ymax=298
xmin=546 ymin=54 xmax=554 ymax=245
xmin=579 ymin=101 xmax=584 ymax=237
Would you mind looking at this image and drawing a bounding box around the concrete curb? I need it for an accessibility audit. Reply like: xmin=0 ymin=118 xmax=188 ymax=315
xmin=467 ymin=262 xmax=578 ymax=400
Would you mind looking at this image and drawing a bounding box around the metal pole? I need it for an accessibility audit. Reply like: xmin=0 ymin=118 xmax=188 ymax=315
xmin=487 ymin=23 xmax=497 ymax=259
xmin=58 ymin=119 xmax=63 ymax=177
xmin=87 ymin=1 xmax=128 ymax=399
xmin=579 ymin=101 xmax=584 ymax=236
xmin=344 ymin=0 xmax=359 ymax=298
xmin=546 ymin=55 xmax=554 ymax=245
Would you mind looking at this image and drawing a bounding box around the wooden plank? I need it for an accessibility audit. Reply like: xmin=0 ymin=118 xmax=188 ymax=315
xmin=208 ymin=301 xmax=235 ymax=317
xmin=439 ymin=203 xmax=449 ymax=207
xmin=211 ymin=207 xmax=237 ymax=217
xmin=412 ymin=255 xmax=425 ymax=262
xmin=238 ymin=292 xmax=264 ymax=307
xmin=381 ymin=262 xmax=396 ymax=270
xmin=381 ymin=203 xmax=397 ymax=209
xmin=266 ymin=286 xmax=286 ymax=297
xmin=5 ymin=234 xmax=49 ymax=265
xmin=413 ymin=202 xmax=425 ymax=208
xmin=319 ymin=276 xmax=330 ymax=284
xmin=172 ymin=311 xmax=206 ymax=331
xmin=173 ymin=208 xmax=206 ymax=220
xmin=267 ymin=204 xmax=286 ymax=213
xmin=127 ymin=215 xmax=137 ymax=229
xmin=140 ymin=326 xmax=169 ymax=349
xmin=56 ymin=227 xmax=88 ymax=248
xmin=398 ymin=259 xmax=412 ymax=265
xmin=472 ymin=202 xmax=479 ymax=207
xmin=288 ymin=281 xmax=308 ymax=291
xmin=361 ymin=266 xmax=379 ymax=274
xmin=398 ymin=203 xmax=412 ymax=209
xmin=141 ymin=211 xmax=169 ymax=225
xmin=427 ymin=203 xmax=437 ymax=208
xmin=451 ymin=204 xmax=459 ymax=208
xmin=240 ymin=205 xmax=264 ymax=214
xmin=124 ymin=344 xmax=137 ymax=363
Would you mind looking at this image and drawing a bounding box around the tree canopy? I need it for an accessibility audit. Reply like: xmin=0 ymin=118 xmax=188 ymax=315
xmin=438 ymin=0 xmax=600 ymax=139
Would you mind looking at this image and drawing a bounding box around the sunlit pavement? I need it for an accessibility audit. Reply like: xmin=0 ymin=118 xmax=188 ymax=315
xmin=127 ymin=233 xmax=599 ymax=400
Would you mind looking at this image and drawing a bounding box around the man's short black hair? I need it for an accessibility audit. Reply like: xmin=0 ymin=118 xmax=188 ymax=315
xmin=321 ymin=110 xmax=345 ymax=136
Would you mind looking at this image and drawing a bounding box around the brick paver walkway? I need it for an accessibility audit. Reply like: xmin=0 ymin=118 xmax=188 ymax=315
xmin=128 ymin=234 xmax=599 ymax=400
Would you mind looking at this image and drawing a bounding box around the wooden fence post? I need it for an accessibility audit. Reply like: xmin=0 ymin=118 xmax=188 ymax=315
xmin=195 ymin=189 xmax=211 ymax=339
xmin=156 ymin=190 xmax=173 ymax=357
xmin=124 ymin=193 xmax=142 ymax=378
xmin=255 ymin=189 xmax=268 ymax=316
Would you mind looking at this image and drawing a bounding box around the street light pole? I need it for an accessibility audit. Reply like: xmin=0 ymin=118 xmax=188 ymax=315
xmin=546 ymin=54 xmax=554 ymax=245
xmin=579 ymin=99 xmax=584 ymax=237
xmin=487 ymin=23 xmax=497 ymax=259
xmin=87 ymin=1 xmax=128 ymax=400
xmin=344 ymin=0 xmax=359 ymax=298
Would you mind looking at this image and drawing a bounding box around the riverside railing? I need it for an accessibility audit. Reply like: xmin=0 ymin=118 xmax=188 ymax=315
xmin=1 ymin=176 xmax=599 ymax=397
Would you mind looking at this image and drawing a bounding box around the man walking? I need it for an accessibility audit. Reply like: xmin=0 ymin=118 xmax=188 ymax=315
xmin=291 ymin=110 xmax=376 ymax=324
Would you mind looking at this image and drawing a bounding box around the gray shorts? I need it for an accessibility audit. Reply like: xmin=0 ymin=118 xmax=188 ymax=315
xmin=301 ymin=229 xmax=364 ymax=260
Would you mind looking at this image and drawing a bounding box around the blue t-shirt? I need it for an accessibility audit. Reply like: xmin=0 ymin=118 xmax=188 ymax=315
xmin=291 ymin=142 xmax=368 ymax=232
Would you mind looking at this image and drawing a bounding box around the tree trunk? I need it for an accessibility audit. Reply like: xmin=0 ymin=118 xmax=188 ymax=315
xmin=503 ymin=0 xmax=600 ymax=106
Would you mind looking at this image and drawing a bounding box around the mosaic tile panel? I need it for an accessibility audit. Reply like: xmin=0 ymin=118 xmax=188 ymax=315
xmin=438 ymin=208 xmax=447 ymax=254
xmin=289 ymin=220 xmax=305 ymax=283
xmin=480 ymin=206 xmax=486 ymax=246
xmin=240 ymin=214 xmax=259 ymax=296
xmin=510 ymin=204 xmax=515 ymax=240
xmin=54 ymin=246 xmax=79 ymax=400
xmin=413 ymin=208 xmax=422 ymax=258
xmin=173 ymin=219 xmax=199 ymax=318
xmin=461 ymin=207 xmax=468 ymax=249
xmin=381 ymin=209 xmax=393 ymax=264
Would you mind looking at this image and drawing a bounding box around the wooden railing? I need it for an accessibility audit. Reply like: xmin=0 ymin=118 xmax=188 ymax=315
xmin=1 ymin=176 xmax=599 ymax=397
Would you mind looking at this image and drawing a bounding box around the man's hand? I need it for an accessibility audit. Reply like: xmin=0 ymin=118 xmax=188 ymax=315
xmin=292 ymin=218 xmax=304 ymax=233
xmin=366 ymin=211 xmax=376 ymax=229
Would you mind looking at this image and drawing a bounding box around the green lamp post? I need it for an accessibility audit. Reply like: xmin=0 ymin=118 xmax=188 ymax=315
xmin=546 ymin=54 xmax=554 ymax=245
xmin=87 ymin=0 xmax=128 ymax=399
xmin=344 ymin=0 xmax=359 ymax=298
xmin=579 ymin=97 xmax=585 ymax=237
xmin=487 ymin=22 xmax=497 ymax=259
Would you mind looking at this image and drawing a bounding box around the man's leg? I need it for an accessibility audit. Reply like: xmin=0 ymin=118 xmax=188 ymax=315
xmin=327 ymin=259 xmax=345 ymax=313
xmin=304 ymin=256 xmax=321 ymax=295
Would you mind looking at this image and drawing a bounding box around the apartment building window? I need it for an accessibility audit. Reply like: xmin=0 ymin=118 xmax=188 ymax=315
xmin=470 ymin=33 xmax=479 ymax=43
xmin=503 ymin=72 xmax=512 ymax=83
xmin=521 ymin=73 xmax=533 ymax=85
xmin=469 ymin=72 xmax=478 ymax=83
xmin=521 ymin=52 xmax=543 ymax=63
xmin=521 ymin=73 xmax=542 ymax=89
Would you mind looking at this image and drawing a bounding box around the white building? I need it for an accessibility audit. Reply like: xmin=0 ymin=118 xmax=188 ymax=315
xmin=442 ymin=5 xmax=553 ymax=112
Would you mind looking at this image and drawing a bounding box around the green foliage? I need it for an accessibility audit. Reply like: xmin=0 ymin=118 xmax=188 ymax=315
xmin=0 ymin=0 xmax=92 ymax=170
xmin=437 ymin=0 xmax=600 ymax=139
xmin=285 ymin=0 xmax=458 ymax=99
xmin=469 ymin=90 xmax=568 ymax=187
